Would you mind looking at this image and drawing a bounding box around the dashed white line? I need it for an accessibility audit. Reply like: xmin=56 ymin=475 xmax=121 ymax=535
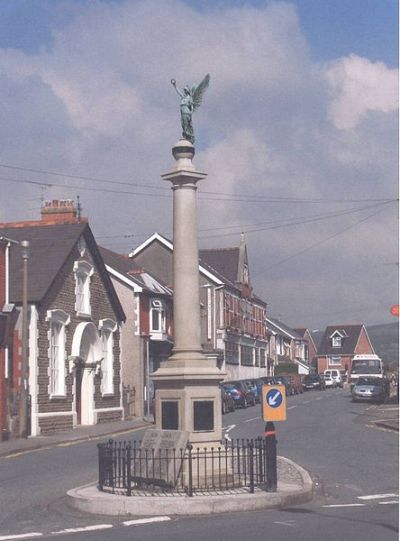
xmin=287 ymin=405 xmax=297 ymax=410
xmin=273 ymin=521 xmax=296 ymax=527
xmin=378 ymin=501 xmax=398 ymax=505
xmin=302 ymin=401 xmax=311 ymax=404
xmin=51 ymin=525 xmax=113 ymax=535
xmin=123 ymin=517 xmax=171 ymax=526
xmin=358 ymin=493 xmax=397 ymax=501
xmin=323 ymin=503 xmax=365 ymax=508
xmin=0 ymin=534 xmax=43 ymax=541
xmin=244 ymin=417 xmax=260 ymax=423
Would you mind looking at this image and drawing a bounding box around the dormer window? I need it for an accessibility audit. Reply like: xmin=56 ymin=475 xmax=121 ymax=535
xmin=332 ymin=336 xmax=342 ymax=347
xmin=74 ymin=260 xmax=94 ymax=316
xmin=150 ymin=299 xmax=166 ymax=335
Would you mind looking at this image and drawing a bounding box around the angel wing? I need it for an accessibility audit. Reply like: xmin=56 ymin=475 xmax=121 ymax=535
xmin=191 ymin=74 xmax=210 ymax=111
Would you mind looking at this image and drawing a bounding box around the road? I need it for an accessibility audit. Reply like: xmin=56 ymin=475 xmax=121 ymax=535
xmin=0 ymin=387 xmax=398 ymax=540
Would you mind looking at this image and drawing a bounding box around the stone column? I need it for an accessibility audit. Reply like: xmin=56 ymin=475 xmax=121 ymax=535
xmin=151 ymin=139 xmax=225 ymax=445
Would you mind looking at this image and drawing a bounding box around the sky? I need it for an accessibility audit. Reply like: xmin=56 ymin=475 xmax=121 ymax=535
xmin=0 ymin=0 xmax=398 ymax=331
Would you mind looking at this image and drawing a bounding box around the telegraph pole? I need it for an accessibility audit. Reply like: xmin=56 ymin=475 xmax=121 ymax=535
xmin=18 ymin=240 xmax=29 ymax=438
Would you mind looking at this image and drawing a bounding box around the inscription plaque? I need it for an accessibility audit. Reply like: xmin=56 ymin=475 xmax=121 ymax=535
xmin=161 ymin=400 xmax=179 ymax=430
xmin=193 ymin=400 xmax=214 ymax=431
xmin=133 ymin=428 xmax=189 ymax=487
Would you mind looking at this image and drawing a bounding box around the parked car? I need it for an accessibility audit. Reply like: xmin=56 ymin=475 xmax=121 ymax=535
xmin=324 ymin=369 xmax=342 ymax=388
xmin=244 ymin=379 xmax=262 ymax=403
xmin=222 ymin=381 xmax=256 ymax=408
xmin=288 ymin=375 xmax=303 ymax=394
xmin=324 ymin=373 xmax=336 ymax=388
xmin=302 ymin=374 xmax=326 ymax=391
xmin=220 ymin=386 xmax=235 ymax=414
xmin=351 ymin=377 xmax=388 ymax=403
xmin=260 ymin=376 xmax=276 ymax=386
xmin=273 ymin=375 xmax=294 ymax=396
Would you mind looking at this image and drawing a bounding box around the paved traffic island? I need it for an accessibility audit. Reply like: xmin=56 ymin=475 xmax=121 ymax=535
xmin=67 ymin=456 xmax=313 ymax=516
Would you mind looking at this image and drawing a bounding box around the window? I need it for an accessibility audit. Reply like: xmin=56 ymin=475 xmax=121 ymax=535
xmin=260 ymin=348 xmax=266 ymax=368
xmin=329 ymin=356 xmax=342 ymax=366
xmin=99 ymin=319 xmax=117 ymax=395
xmin=332 ymin=336 xmax=342 ymax=348
xmin=74 ymin=260 xmax=93 ymax=315
xmin=150 ymin=299 xmax=166 ymax=334
xmin=240 ymin=345 xmax=253 ymax=366
xmin=47 ymin=310 xmax=70 ymax=397
xmin=225 ymin=340 xmax=239 ymax=365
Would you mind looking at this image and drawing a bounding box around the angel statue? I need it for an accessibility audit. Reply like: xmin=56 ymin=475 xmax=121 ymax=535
xmin=171 ymin=74 xmax=210 ymax=144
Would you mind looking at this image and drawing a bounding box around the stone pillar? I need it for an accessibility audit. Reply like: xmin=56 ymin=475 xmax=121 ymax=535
xmin=151 ymin=140 xmax=225 ymax=446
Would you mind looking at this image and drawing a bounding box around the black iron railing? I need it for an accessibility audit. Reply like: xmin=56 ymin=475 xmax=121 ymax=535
xmin=98 ymin=437 xmax=273 ymax=496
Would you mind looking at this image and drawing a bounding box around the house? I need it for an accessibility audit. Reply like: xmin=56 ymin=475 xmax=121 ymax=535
xmin=131 ymin=233 xmax=270 ymax=381
xmin=99 ymin=246 xmax=173 ymax=419
xmin=315 ymin=324 xmax=376 ymax=374
xmin=293 ymin=328 xmax=318 ymax=368
xmin=265 ymin=317 xmax=310 ymax=374
xmin=0 ymin=200 xmax=125 ymax=437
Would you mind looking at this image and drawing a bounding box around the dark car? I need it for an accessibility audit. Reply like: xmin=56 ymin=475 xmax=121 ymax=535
xmin=222 ymin=381 xmax=256 ymax=408
xmin=244 ymin=379 xmax=262 ymax=403
xmin=260 ymin=376 xmax=276 ymax=386
xmin=352 ymin=377 xmax=388 ymax=403
xmin=220 ymin=386 xmax=235 ymax=413
xmin=302 ymin=374 xmax=326 ymax=391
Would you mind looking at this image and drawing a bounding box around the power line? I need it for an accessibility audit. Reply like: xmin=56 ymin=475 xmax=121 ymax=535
xmin=252 ymin=202 xmax=393 ymax=277
xmin=0 ymin=162 xmax=395 ymax=204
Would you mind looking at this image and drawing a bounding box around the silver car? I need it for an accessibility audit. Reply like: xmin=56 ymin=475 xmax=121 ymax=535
xmin=351 ymin=377 xmax=386 ymax=403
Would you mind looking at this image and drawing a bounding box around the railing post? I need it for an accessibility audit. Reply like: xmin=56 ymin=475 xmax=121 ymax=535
xmin=126 ymin=443 xmax=132 ymax=497
xmin=249 ymin=441 xmax=254 ymax=494
xmin=187 ymin=444 xmax=193 ymax=497
xmin=97 ymin=443 xmax=104 ymax=491
xmin=265 ymin=422 xmax=277 ymax=492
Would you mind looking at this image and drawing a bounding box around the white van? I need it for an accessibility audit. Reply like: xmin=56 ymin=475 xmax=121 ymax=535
xmin=324 ymin=369 xmax=342 ymax=388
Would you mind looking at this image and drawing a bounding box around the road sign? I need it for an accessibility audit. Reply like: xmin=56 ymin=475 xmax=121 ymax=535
xmin=262 ymin=384 xmax=287 ymax=422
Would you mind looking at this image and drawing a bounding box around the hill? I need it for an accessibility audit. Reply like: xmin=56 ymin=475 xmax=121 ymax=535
xmin=367 ymin=322 xmax=399 ymax=371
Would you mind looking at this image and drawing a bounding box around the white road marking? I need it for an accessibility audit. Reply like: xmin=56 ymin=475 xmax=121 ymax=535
xmin=323 ymin=503 xmax=365 ymax=508
xmin=315 ymin=397 xmax=323 ymax=400
xmin=243 ymin=417 xmax=260 ymax=423
xmin=378 ymin=501 xmax=398 ymax=505
xmin=358 ymin=493 xmax=397 ymax=501
xmin=273 ymin=521 xmax=296 ymax=527
xmin=287 ymin=405 xmax=297 ymax=410
xmin=223 ymin=424 xmax=236 ymax=442
xmin=0 ymin=535 xmax=43 ymax=541
xmin=51 ymin=525 xmax=113 ymax=535
xmin=123 ymin=517 xmax=171 ymax=526
xmin=302 ymin=401 xmax=311 ymax=404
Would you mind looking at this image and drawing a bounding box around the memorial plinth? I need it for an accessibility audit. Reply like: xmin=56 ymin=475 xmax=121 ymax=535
xmin=151 ymin=140 xmax=225 ymax=446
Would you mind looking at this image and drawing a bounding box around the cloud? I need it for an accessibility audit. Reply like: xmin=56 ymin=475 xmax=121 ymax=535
xmin=326 ymin=54 xmax=399 ymax=130
xmin=0 ymin=0 xmax=397 ymax=328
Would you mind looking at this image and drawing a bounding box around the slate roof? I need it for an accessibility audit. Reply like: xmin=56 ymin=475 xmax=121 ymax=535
xmin=317 ymin=324 xmax=365 ymax=356
xmin=199 ymin=247 xmax=239 ymax=285
xmin=0 ymin=222 xmax=125 ymax=321
xmin=99 ymin=246 xmax=172 ymax=296
xmin=266 ymin=317 xmax=303 ymax=340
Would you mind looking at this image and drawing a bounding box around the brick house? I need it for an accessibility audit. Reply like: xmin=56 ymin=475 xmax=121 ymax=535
xmin=99 ymin=246 xmax=173 ymax=419
xmin=0 ymin=201 xmax=125 ymax=437
xmin=131 ymin=233 xmax=270 ymax=381
xmin=293 ymin=328 xmax=318 ymax=366
xmin=314 ymin=324 xmax=375 ymax=374
xmin=265 ymin=317 xmax=310 ymax=374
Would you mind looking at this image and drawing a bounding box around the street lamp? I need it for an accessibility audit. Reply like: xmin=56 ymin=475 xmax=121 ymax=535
xmin=19 ymin=240 xmax=29 ymax=438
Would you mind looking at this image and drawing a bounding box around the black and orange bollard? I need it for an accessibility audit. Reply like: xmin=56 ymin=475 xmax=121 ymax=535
xmin=265 ymin=421 xmax=277 ymax=492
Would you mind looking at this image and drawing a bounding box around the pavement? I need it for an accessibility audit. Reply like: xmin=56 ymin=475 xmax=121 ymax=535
xmin=0 ymin=416 xmax=152 ymax=458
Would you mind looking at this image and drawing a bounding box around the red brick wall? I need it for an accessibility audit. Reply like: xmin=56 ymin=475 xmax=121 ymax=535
xmin=354 ymin=328 xmax=375 ymax=355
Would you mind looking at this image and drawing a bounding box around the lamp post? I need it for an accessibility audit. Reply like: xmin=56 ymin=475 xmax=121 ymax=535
xmin=18 ymin=240 xmax=29 ymax=438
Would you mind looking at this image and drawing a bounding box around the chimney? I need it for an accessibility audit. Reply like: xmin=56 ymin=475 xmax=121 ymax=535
xmin=40 ymin=199 xmax=78 ymax=224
